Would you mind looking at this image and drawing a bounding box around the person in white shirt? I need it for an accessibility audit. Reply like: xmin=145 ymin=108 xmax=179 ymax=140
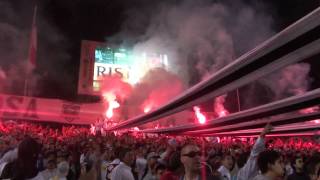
xmin=135 ymin=146 xmax=147 ymax=180
xmin=111 ymin=147 xmax=135 ymax=180
xmin=142 ymin=152 xmax=160 ymax=180
xmin=101 ymin=148 xmax=114 ymax=180
xmin=49 ymin=161 xmax=69 ymax=180
xmin=0 ymin=148 xmax=18 ymax=165
xmin=106 ymin=158 xmax=120 ymax=180
xmin=237 ymin=123 xmax=273 ymax=180
xmin=218 ymin=153 xmax=235 ymax=180
xmin=40 ymin=152 xmax=57 ymax=180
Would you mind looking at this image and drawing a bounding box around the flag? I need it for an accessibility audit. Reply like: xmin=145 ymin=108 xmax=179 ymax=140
xmin=29 ymin=6 xmax=37 ymax=67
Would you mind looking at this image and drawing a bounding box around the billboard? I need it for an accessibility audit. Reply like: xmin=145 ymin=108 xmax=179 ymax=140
xmin=78 ymin=40 xmax=169 ymax=95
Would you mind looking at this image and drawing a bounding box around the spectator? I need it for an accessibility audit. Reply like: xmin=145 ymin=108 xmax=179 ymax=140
xmin=237 ymin=123 xmax=273 ymax=180
xmin=79 ymin=153 xmax=97 ymax=180
xmin=154 ymin=163 xmax=165 ymax=180
xmin=135 ymin=145 xmax=147 ymax=180
xmin=50 ymin=161 xmax=69 ymax=180
xmin=40 ymin=151 xmax=57 ymax=180
xmin=0 ymin=137 xmax=44 ymax=180
xmin=160 ymin=138 xmax=178 ymax=162
xmin=206 ymin=152 xmax=222 ymax=178
xmin=111 ymin=147 xmax=135 ymax=180
xmin=253 ymin=150 xmax=285 ymax=180
xmin=142 ymin=152 xmax=160 ymax=180
xmin=160 ymin=151 xmax=182 ymax=180
xmin=101 ymin=148 xmax=114 ymax=180
xmin=180 ymin=144 xmax=202 ymax=180
xmin=305 ymin=155 xmax=320 ymax=180
xmin=106 ymin=147 xmax=121 ymax=180
xmin=218 ymin=153 xmax=235 ymax=180
xmin=287 ymin=154 xmax=308 ymax=180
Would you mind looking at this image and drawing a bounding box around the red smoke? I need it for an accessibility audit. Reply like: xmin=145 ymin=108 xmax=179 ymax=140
xmin=100 ymin=75 xmax=132 ymax=100
xmin=214 ymin=95 xmax=229 ymax=118
xmin=138 ymin=68 xmax=184 ymax=113
xmin=100 ymin=75 xmax=133 ymax=119
xmin=97 ymin=68 xmax=185 ymax=129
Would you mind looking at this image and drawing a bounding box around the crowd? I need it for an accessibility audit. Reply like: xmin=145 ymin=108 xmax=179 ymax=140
xmin=0 ymin=120 xmax=319 ymax=180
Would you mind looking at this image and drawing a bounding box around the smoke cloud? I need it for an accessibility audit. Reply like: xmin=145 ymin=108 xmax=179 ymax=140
xmin=261 ymin=63 xmax=311 ymax=99
xmin=122 ymin=68 xmax=184 ymax=122
xmin=0 ymin=1 xmax=72 ymax=97
xmin=112 ymin=0 xmax=314 ymax=126
xmin=116 ymin=0 xmax=275 ymax=84
xmin=113 ymin=0 xmax=276 ymax=123
xmin=0 ymin=1 xmax=30 ymax=94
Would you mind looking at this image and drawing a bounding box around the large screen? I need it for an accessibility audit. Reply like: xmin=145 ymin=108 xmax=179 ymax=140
xmin=78 ymin=40 xmax=169 ymax=95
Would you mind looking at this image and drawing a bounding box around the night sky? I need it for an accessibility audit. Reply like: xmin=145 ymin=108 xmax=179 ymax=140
xmin=1 ymin=0 xmax=320 ymax=102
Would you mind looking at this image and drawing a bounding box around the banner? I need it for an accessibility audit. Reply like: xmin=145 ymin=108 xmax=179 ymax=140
xmin=0 ymin=94 xmax=105 ymax=125
xmin=77 ymin=40 xmax=102 ymax=95
xmin=28 ymin=6 xmax=37 ymax=67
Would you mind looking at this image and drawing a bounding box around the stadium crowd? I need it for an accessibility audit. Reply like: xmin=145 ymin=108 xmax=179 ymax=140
xmin=0 ymin=120 xmax=319 ymax=180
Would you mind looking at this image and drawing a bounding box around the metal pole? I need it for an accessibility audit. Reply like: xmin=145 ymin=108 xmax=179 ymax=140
xmin=236 ymin=88 xmax=241 ymax=112
xmin=24 ymin=78 xmax=28 ymax=96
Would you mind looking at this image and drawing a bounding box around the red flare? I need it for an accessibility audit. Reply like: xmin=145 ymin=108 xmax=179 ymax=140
xmin=103 ymin=93 xmax=120 ymax=119
xmin=144 ymin=106 xmax=151 ymax=113
xmin=90 ymin=124 xmax=96 ymax=135
xmin=193 ymin=106 xmax=206 ymax=124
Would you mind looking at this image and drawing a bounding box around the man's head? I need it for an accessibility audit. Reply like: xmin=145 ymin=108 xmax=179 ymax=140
xmin=147 ymin=152 xmax=160 ymax=169
xmin=119 ymin=147 xmax=135 ymax=166
xmin=180 ymin=144 xmax=201 ymax=173
xmin=221 ymin=153 xmax=234 ymax=171
xmin=45 ymin=151 xmax=57 ymax=170
xmin=207 ymin=153 xmax=222 ymax=171
xmin=257 ymin=150 xmax=284 ymax=177
xmin=57 ymin=161 xmax=70 ymax=177
xmin=291 ymin=155 xmax=304 ymax=173
xmin=155 ymin=164 xmax=166 ymax=180
xmin=103 ymin=149 xmax=114 ymax=161
xmin=305 ymin=155 xmax=320 ymax=180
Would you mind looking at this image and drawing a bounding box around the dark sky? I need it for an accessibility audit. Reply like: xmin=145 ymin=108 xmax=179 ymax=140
xmin=2 ymin=0 xmax=320 ymax=101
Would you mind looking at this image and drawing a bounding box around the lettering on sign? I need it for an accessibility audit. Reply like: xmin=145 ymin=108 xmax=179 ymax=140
xmin=94 ymin=63 xmax=130 ymax=81
xmin=61 ymin=103 xmax=81 ymax=123
xmin=2 ymin=96 xmax=38 ymax=119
